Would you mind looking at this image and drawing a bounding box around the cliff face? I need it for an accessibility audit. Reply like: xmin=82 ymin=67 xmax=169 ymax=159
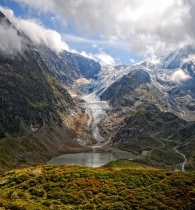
xmin=0 ymin=45 xmax=75 ymax=139
xmin=37 ymin=45 xmax=101 ymax=87
xmin=0 ymin=11 xmax=76 ymax=139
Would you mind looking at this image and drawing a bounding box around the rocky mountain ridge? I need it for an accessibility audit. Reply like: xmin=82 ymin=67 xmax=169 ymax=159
xmin=0 ymin=11 xmax=75 ymax=137
xmin=37 ymin=45 xmax=101 ymax=88
xmin=94 ymin=47 xmax=195 ymax=170
xmin=0 ymin=11 xmax=95 ymax=170
xmin=99 ymin=48 xmax=195 ymax=121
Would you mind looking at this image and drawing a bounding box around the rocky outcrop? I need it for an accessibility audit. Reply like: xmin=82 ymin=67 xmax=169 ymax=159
xmin=73 ymin=53 xmax=100 ymax=79
xmin=37 ymin=45 xmax=101 ymax=87
xmin=101 ymin=69 xmax=151 ymax=107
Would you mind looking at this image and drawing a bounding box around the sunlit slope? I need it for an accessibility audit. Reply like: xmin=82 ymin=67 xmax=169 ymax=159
xmin=0 ymin=160 xmax=195 ymax=210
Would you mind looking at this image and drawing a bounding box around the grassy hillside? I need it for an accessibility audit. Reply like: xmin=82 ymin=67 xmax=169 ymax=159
xmin=0 ymin=160 xmax=195 ymax=210
xmin=174 ymin=124 xmax=195 ymax=170
xmin=102 ymin=104 xmax=195 ymax=170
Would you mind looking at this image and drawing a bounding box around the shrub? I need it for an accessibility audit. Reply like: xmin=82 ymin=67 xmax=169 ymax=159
xmin=29 ymin=187 xmax=45 ymax=197
xmin=42 ymin=200 xmax=51 ymax=207
xmin=15 ymin=174 xmax=29 ymax=184
xmin=28 ymin=179 xmax=38 ymax=187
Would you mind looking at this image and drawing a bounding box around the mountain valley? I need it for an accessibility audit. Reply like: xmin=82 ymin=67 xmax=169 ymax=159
xmin=1 ymin=3 xmax=195 ymax=209
xmin=0 ymin=10 xmax=195 ymax=174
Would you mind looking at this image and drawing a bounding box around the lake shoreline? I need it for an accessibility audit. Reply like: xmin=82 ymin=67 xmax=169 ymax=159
xmin=47 ymin=151 xmax=134 ymax=167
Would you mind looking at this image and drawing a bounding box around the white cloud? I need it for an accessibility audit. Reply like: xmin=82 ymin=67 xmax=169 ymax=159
xmin=62 ymin=34 xmax=96 ymax=45
xmin=92 ymin=43 xmax=97 ymax=48
xmin=0 ymin=6 xmax=70 ymax=54
xmin=130 ymin=58 xmax=135 ymax=63
xmin=0 ymin=6 xmax=116 ymax=62
xmin=181 ymin=54 xmax=195 ymax=65
xmin=0 ymin=23 xmax=24 ymax=55
xmin=81 ymin=51 xmax=115 ymax=65
xmin=80 ymin=51 xmax=93 ymax=59
xmin=12 ymin=0 xmax=195 ymax=56
xmin=14 ymin=19 xmax=70 ymax=53
xmin=0 ymin=8 xmax=24 ymax=55
xmin=62 ymin=34 xmax=128 ymax=49
xmin=171 ymin=69 xmax=192 ymax=82
xmin=148 ymin=55 xmax=161 ymax=65
xmin=95 ymin=51 xmax=115 ymax=65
